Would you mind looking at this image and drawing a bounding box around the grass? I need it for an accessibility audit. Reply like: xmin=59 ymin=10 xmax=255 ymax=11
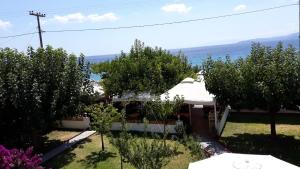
xmin=220 ymin=113 xmax=300 ymax=166
xmin=44 ymin=133 xmax=196 ymax=169
xmin=40 ymin=130 xmax=81 ymax=153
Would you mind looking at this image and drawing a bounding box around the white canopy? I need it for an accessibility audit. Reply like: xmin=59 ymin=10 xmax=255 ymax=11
xmin=112 ymin=92 xmax=154 ymax=102
xmin=188 ymin=153 xmax=299 ymax=169
xmin=160 ymin=75 xmax=215 ymax=105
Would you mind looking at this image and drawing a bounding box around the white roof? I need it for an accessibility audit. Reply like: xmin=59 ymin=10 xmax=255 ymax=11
xmin=160 ymin=75 xmax=215 ymax=105
xmin=112 ymin=92 xmax=154 ymax=102
xmin=189 ymin=153 xmax=299 ymax=169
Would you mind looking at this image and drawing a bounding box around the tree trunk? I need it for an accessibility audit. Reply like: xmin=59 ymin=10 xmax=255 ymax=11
xmin=270 ymin=111 xmax=276 ymax=137
xmin=120 ymin=155 xmax=123 ymax=169
xmin=100 ymin=133 xmax=105 ymax=151
xmin=163 ymin=120 xmax=166 ymax=146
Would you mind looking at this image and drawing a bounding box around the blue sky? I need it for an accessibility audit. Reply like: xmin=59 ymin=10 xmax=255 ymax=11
xmin=0 ymin=0 xmax=298 ymax=56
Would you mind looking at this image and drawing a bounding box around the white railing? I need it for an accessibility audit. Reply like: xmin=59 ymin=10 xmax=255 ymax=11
xmin=217 ymin=106 xmax=231 ymax=136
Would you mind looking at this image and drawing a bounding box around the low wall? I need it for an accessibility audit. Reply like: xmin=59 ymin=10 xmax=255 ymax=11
xmin=111 ymin=122 xmax=177 ymax=134
xmin=57 ymin=117 xmax=90 ymax=130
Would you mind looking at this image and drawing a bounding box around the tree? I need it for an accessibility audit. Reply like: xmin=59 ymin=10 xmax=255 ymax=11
xmin=144 ymin=95 xmax=183 ymax=143
xmin=113 ymin=121 xmax=177 ymax=169
xmin=91 ymin=39 xmax=195 ymax=97
xmin=85 ymin=103 xmax=120 ymax=151
xmin=0 ymin=46 xmax=92 ymax=148
xmin=110 ymin=111 xmax=130 ymax=169
xmin=203 ymin=43 xmax=300 ymax=137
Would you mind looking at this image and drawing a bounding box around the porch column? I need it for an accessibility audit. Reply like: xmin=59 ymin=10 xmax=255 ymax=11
xmin=189 ymin=104 xmax=192 ymax=125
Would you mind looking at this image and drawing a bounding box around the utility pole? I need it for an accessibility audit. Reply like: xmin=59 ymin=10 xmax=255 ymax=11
xmin=29 ymin=11 xmax=46 ymax=48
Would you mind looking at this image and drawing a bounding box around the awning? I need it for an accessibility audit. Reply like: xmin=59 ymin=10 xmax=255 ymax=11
xmin=160 ymin=75 xmax=215 ymax=105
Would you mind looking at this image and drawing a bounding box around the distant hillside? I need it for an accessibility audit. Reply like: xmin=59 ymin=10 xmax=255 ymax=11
xmin=86 ymin=33 xmax=299 ymax=65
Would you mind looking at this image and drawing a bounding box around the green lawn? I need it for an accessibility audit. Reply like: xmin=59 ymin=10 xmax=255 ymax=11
xmin=44 ymin=133 xmax=196 ymax=169
xmin=41 ymin=130 xmax=81 ymax=154
xmin=220 ymin=114 xmax=300 ymax=166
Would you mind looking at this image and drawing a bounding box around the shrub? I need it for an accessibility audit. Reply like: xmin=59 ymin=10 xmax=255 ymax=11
xmin=0 ymin=145 xmax=43 ymax=169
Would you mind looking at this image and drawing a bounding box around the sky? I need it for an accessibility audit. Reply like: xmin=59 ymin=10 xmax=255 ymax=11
xmin=0 ymin=0 xmax=298 ymax=56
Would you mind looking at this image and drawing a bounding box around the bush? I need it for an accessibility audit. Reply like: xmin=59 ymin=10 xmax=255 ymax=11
xmin=0 ymin=145 xmax=43 ymax=169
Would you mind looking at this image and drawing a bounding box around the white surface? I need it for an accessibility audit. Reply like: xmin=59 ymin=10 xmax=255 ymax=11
xmin=160 ymin=75 xmax=215 ymax=105
xmin=111 ymin=122 xmax=177 ymax=133
xmin=188 ymin=153 xmax=299 ymax=169
xmin=112 ymin=92 xmax=154 ymax=102
xmin=58 ymin=117 xmax=90 ymax=129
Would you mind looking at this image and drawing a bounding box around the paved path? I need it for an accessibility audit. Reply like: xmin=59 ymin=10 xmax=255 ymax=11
xmin=195 ymin=136 xmax=230 ymax=157
xmin=42 ymin=130 xmax=96 ymax=163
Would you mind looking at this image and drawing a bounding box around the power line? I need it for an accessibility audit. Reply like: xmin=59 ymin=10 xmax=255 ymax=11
xmin=0 ymin=3 xmax=298 ymax=39
xmin=0 ymin=32 xmax=38 ymax=39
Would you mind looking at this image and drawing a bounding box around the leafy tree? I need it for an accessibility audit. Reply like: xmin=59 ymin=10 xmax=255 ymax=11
xmin=144 ymin=95 xmax=183 ymax=144
xmin=85 ymin=103 xmax=120 ymax=151
xmin=110 ymin=111 xmax=130 ymax=169
xmin=0 ymin=46 xmax=92 ymax=147
xmin=92 ymin=39 xmax=195 ymax=96
xmin=111 ymin=116 xmax=178 ymax=169
xmin=203 ymin=43 xmax=300 ymax=137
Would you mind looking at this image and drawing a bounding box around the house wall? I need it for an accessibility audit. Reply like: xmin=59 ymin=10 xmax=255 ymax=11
xmin=111 ymin=122 xmax=177 ymax=133
xmin=57 ymin=117 xmax=90 ymax=130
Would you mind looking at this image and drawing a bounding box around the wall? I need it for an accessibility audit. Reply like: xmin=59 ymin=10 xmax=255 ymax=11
xmin=111 ymin=122 xmax=177 ymax=134
xmin=57 ymin=117 xmax=90 ymax=130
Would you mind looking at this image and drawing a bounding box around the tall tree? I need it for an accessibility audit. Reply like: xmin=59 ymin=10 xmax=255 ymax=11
xmin=91 ymin=39 xmax=195 ymax=97
xmin=0 ymin=46 xmax=92 ymax=147
xmin=85 ymin=103 xmax=120 ymax=151
xmin=203 ymin=43 xmax=300 ymax=137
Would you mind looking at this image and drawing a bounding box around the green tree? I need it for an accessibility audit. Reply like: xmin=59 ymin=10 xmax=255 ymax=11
xmin=91 ymin=39 xmax=195 ymax=97
xmin=110 ymin=111 xmax=130 ymax=169
xmin=0 ymin=46 xmax=92 ymax=147
xmin=144 ymin=95 xmax=183 ymax=143
xmin=203 ymin=43 xmax=300 ymax=137
xmin=85 ymin=103 xmax=120 ymax=151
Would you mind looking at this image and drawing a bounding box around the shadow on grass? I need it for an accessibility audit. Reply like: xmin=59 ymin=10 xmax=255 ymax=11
xmin=228 ymin=113 xmax=300 ymax=125
xmin=43 ymin=137 xmax=93 ymax=168
xmin=79 ymin=150 xmax=116 ymax=168
xmin=43 ymin=147 xmax=77 ymax=168
xmin=220 ymin=133 xmax=300 ymax=166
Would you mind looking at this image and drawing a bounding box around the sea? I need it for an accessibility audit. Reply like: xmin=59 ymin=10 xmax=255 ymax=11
xmin=87 ymin=33 xmax=299 ymax=81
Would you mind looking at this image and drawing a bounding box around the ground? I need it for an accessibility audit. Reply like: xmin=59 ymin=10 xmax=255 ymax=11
xmin=220 ymin=113 xmax=300 ymax=166
xmin=44 ymin=133 xmax=196 ymax=169
xmin=41 ymin=130 xmax=80 ymax=153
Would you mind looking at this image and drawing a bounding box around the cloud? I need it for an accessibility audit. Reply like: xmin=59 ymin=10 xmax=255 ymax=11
xmin=161 ymin=3 xmax=192 ymax=14
xmin=52 ymin=12 xmax=119 ymax=24
xmin=0 ymin=19 xmax=12 ymax=30
xmin=233 ymin=4 xmax=247 ymax=12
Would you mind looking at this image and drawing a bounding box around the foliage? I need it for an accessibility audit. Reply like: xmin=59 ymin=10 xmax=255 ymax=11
xmin=181 ymin=135 xmax=204 ymax=160
xmin=144 ymin=95 xmax=183 ymax=135
xmin=92 ymin=39 xmax=195 ymax=96
xmin=0 ymin=46 xmax=92 ymax=147
xmin=85 ymin=103 xmax=120 ymax=151
xmin=202 ymin=43 xmax=300 ymax=136
xmin=111 ymin=115 xmax=178 ymax=169
xmin=0 ymin=145 xmax=43 ymax=169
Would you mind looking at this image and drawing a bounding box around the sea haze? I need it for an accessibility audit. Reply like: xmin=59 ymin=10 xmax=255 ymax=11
xmin=88 ymin=33 xmax=299 ymax=81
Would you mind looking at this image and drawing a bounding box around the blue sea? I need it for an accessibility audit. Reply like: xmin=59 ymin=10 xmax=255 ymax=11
xmin=88 ymin=33 xmax=299 ymax=81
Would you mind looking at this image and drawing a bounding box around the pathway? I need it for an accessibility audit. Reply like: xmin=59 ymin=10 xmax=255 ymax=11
xmin=42 ymin=130 xmax=96 ymax=163
xmin=195 ymin=136 xmax=230 ymax=157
